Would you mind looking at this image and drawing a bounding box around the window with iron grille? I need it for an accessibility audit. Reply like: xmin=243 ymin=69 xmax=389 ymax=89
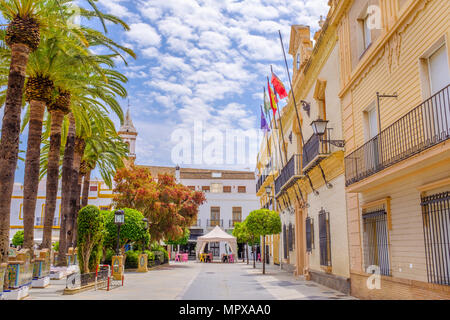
xmin=319 ymin=210 xmax=331 ymax=267
xmin=288 ymin=223 xmax=293 ymax=251
xmin=306 ymin=217 xmax=314 ymax=252
xmin=362 ymin=207 xmax=391 ymax=276
xmin=421 ymin=191 xmax=450 ymax=286
xmin=283 ymin=224 xmax=288 ymax=259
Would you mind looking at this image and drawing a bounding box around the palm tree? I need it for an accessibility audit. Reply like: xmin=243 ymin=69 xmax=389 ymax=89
xmin=0 ymin=0 xmax=42 ymax=263
xmin=56 ymin=61 xmax=132 ymax=263
xmin=22 ymin=74 xmax=53 ymax=250
xmin=80 ymin=124 xmax=129 ymax=208
xmin=41 ymin=88 xmax=70 ymax=249
xmin=37 ymin=6 xmax=135 ymax=253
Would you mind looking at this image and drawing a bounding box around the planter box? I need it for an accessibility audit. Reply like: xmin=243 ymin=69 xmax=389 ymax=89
xmin=32 ymin=276 xmax=50 ymax=288
xmin=3 ymin=284 xmax=30 ymax=300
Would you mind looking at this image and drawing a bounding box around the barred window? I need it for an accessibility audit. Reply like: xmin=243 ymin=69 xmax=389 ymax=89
xmin=421 ymin=191 xmax=450 ymax=286
xmin=362 ymin=206 xmax=391 ymax=276
xmin=306 ymin=217 xmax=314 ymax=252
xmin=283 ymin=224 xmax=288 ymax=259
xmin=288 ymin=223 xmax=294 ymax=252
xmin=319 ymin=210 xmax=331 ymax=267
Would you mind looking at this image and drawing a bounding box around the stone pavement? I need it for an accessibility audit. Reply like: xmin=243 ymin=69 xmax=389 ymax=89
xmin=26 ymin=261 xmax=356 ymax=300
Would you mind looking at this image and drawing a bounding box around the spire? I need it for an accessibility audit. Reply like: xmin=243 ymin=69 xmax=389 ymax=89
xmin=119 ymin=108 xmax=137 ymax=134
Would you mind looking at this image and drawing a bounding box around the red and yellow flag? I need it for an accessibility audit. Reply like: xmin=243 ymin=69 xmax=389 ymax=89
xmin=271 ymin=72 xmax=288 ymax=99
xmin=268 ymin=79 xmax=277 ymax=117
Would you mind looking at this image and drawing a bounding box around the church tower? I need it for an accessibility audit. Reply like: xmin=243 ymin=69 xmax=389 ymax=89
xmin=118 ymin=108 xmax=137 ymax=166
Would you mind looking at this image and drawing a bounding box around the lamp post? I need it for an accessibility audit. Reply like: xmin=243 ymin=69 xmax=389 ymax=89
xmin=142 ymin=218 xmax=148 ymax=254
xmin=114 ymin=210 xmax=125 ymax=255
xmin=310 ymin=118 xmax=346 ymax=148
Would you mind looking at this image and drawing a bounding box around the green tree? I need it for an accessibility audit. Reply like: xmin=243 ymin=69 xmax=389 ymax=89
xmin=233 ymin=222 xmax=251 ymax=264
xmin=245 ymin=209 xmax=281 ymax=274
xmin=77 ymin=205 xmax=104 ymax=274
xmin=12 ymin=230 xmax=24 ymax=247
xmin=79 ymin=122 xmax=128 ymax=208
xmin=0 ymin=0 xmax=42 ymax=264
xmin=103 ymin=208 xmax=150 ymax=254
xmin=166 ymin=228 xmax=190 ymax=254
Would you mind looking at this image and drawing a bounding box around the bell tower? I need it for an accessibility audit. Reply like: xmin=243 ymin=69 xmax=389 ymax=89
xmin=118 ymin=108 xmax=138 ymax=166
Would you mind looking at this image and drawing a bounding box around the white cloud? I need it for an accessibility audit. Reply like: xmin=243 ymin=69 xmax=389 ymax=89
xmin=95 ymin=0 xmax=329 ymax=169
xmin=127 ymin=23 xmax=161 ymax=47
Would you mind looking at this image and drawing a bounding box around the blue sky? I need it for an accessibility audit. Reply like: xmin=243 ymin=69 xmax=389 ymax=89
xmin=5 ymin=0 xmax=329 ymax=183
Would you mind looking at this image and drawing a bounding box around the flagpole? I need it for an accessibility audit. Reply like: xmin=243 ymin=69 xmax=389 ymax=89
xmin=277 ymin=30 xmax=309 ymax=208
xmin=267 ymin=78 xmax=295 ymax=213
xmin=265 ymin=86 xmax=285 ymax=170
xmin=261 ymin=104 xmax=272 ymax=163
xmin=268 ymin=76 xmax=288 ymax=165
xmin=277 ymin=30 xmax=305 ymax=147
xmin=264 ymin=86 xmax=288 ymax=213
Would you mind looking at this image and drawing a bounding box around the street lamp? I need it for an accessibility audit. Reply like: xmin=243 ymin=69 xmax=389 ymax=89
xmin=114 ymin=210 xmax=125 ymax=255
xmin=265 ymin=186 xmax=272 ymax=197
xmin=142 ymin=218 xmax=149 ymax=254
xmin=310 ymin=118 xmax=345 ymax=148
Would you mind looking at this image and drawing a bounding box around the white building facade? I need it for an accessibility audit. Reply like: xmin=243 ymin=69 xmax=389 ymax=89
xmin=143 ymin=166 xmax=259 ymax=260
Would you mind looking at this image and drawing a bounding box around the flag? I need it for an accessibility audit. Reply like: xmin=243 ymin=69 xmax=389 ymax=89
xmin=260 ymin=105 xmax=270 ymax=132
xmin=263 ymin=87 xmax=271 ymax=115
xmin=268 ymin=79 xmax=278 ymax=117
xmin=271 ymin=72 xmax=288 ymax=99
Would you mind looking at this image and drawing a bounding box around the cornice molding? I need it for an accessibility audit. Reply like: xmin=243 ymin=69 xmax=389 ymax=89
xmin=339 ymin=0 xmax=433 ymax=97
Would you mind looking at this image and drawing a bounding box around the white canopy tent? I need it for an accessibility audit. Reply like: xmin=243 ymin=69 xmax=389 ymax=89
xmin=196 ymin=226 xmax=238 ymax=260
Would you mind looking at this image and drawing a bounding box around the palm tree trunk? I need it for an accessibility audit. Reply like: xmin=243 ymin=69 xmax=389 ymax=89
xmin=23 ymin=100 xmax=46 ymax=251
xmin=67 ymin=138 xmax=85 ymax=248
xmin=0 ymin=43 xmax=31 ymax=263
xmin=81 ymin=170 xmax=91 ymax=208
xmin=41 ymin=110 xmax=65 ymax=249
xmin=71 ymin=169 xmax=84 ymax=248
xmin=58 ymin=113 xmax=76 ymax=265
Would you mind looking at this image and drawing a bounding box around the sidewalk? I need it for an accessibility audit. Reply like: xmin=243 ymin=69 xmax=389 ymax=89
xmin=245 ymin=261 xmax=356 ymax=300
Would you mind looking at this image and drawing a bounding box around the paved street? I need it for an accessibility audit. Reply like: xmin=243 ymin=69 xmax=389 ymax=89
xmin=26 ymin=261 xmax=355 ymax=300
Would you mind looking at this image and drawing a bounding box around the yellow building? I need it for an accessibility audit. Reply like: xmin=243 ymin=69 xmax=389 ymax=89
xmin=279 ymin=12 xmax=350 ymax=292
xmin=256 ymin=124 xmax=282 ymax=266
xmin=338 ymin=0 xmax=450 ymax=299
xmin=256 ymin=3 xmax=352 ymax=292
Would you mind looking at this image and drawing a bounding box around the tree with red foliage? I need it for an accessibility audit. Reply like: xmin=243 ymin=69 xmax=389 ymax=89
xmin=113 ymin=165 xmax=206 ymax=242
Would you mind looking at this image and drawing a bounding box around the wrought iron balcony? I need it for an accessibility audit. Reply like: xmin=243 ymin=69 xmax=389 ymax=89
xmin=274 ymin=154 xmax=303 ymax=196
xmin=207 ymin=219 xmax=223 ymax=227
xmin=229 ymin=219 xmax=242 ymax=228
xmin=345 ymin=84 xmax=450 ymax=186
xmin=256 ymin=173 xmax=268 ymax=193
xmin=302 ymin=132 xmax=331 ymax=172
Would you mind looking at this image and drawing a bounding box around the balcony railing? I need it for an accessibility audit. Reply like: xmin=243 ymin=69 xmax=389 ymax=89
xmin=302 ymin=132 xmax=331 ymax=172
xmin=256 ymin=173 xmax=268 ymax=193
xmin=191 ymin=219 xmax=201 ymax=227
xmin=274 ymin=154 xmax=303 ymax=196
xmin=207 ymin=219 xmax=223 ymax=227
xmin=229 ymin=219 xmax=241 ymax=228
xmin=345 ymin=84 xmax=450 ymax=186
